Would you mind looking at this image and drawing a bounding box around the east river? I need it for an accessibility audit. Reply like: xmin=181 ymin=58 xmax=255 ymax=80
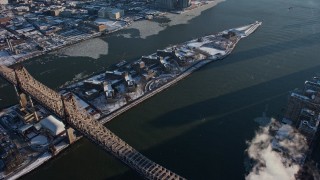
xmin=1 ymin=0 xmax=320 ymax=179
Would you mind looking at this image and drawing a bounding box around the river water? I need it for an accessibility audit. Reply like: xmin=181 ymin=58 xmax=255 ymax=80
xmin=1 ymin=0 xmax=320 ymax=179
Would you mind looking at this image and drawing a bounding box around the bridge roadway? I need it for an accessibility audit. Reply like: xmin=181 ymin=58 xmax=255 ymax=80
xmin=0 ymin=65 xmax=185 ymax=180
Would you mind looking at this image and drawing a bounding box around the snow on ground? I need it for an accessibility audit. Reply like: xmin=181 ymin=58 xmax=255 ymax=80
xmin=90 ymin=95 xmax=108 ymax=112
xmin=199 ymin=47 xmax=225 ymax=55
xmin=74 ymin=95 xmax=90 ymax=109
xmin=0 ymin=51 xmax=17 ymax=66
xmin=187 ymin=42 xmax=205 ymax=48
xmin=119 ymin=0 xmax=225 ymax=39
xmin=7 ymin=153 xmax=50 ymax=180
xmin=95 ymin=19 xmax=127 ymax=31
xmin=107 ymin=100 xmax=127 ymax=112
xmin=1 ymin=1 xmax=226 ymax=63
xmin=7 ymin=141 xmax=68 ymax=180
xmin=57 ymin=38 xmax=108 ymax=59
xmin=235 ymin=24 xmax=252 ymax=31
xmin=90 ymin=95 xmax=128 ymax=113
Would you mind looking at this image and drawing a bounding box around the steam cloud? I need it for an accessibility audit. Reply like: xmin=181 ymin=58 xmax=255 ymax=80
xmin=245 ymin=119 xmax=308 ymax=180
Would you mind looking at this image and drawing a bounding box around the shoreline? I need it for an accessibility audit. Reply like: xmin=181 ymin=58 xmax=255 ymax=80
xmin=0 ymin=1 xmax=225 ymax=66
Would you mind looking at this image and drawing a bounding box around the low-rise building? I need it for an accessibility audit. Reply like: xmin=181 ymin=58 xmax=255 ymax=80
xmin=103 ymin=81 xmax=115 ymax=99
xmin=0 ymin=0 xmax=8 ymax=4
xmin=0 ymin=16 xmax=10 ymax=25
xmin=84 ymin=21 xmax=106 ymax=32
xmin=39 ymin=115 xmax=65 ymax=137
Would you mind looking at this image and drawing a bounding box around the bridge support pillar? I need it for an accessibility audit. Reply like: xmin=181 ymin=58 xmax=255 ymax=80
xmin=14 ymin=85 xmax=39 ymax=122
xmin=14 ymin=85 xmax=27 ymax=109
xmin=66 ymin=127 xmax=76 ymax=144
xmin=28 ymin=95 xmax=39 ymax=121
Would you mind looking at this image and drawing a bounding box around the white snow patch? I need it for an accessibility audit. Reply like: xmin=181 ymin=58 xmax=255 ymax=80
xmin=0 ymin=51 xmax=17 ymax=66
xmin=199 ymin=47 xmax=225 ymax=55
xmin=187 ymin=42 xmax=204 ymax=48
xmin=95 ymin=18 xmax=127 ymax=31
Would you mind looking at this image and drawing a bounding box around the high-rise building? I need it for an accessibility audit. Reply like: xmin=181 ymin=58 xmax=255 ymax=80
xmin=155 ymin=0 xmax=191 ymax=10
xmin=177 ymin=0 xmax=191 ymax=9
xmin=155 ymin=0 xmax=176 ymax=10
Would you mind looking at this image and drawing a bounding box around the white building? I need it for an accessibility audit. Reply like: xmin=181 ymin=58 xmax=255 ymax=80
xmin=103 ymin=81 xmax=115 ymax=99
xmin=0 ymin=0 xmax=8 ymax=4
xmin=39 ymin=115 xmax=65 ymax=136
xmin=98 ymin=7 xmax=124 ymax=20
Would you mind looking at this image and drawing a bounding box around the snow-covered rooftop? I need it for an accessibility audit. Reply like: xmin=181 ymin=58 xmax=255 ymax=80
xmin=74 ymin=95 xmax=90 ymax=109
xmin=40 ymin=115 xmax=65 ymax=136
xmin=30 ymin=134 xmax=49 ymax=146
xmin=291 ymin=92 xmax=309 ymax=101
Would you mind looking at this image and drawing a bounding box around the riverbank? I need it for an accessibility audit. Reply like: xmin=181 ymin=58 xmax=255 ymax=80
xmin=0 ymin=0 xmax=225 ymax=65
xmin=118 ymin=0 xmax=225 ymax=39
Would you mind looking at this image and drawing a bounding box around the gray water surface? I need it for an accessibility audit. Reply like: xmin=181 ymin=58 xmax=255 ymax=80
xmin=1 ymin=0 xmax=320 ymax=179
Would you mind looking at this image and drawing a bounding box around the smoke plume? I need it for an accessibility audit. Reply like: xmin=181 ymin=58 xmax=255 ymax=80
xmin=245 ymin=119 xmax=308 ymax=180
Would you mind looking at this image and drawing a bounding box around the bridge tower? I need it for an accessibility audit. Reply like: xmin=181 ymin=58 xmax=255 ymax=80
xmin=66 ymin=127 xmax=76 ymax=144
xmin=61 ymin=93 xmax=77 ymax=144
xmin=14 ymin=86 xmax=39 ymax=122
xmin=14 ymin=65 xmax=65 ymax=117
xmin=13 ymin=66 xmax=39 ymax=123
